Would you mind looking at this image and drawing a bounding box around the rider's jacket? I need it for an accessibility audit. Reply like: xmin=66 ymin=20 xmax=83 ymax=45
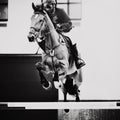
xmin=35 ymin=4 xmax=72 ymax=33
xmin=47 ymin=8 xmax=72 ymax=33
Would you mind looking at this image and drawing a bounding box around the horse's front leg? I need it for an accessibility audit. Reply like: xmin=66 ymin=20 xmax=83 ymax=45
xmin=35 ymin=62 xmax=52 ymax=90
xmin=53 ymin=71 xmax=59 ymax=82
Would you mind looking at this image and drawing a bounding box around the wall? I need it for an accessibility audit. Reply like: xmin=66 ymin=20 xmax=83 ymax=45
xmin=80 ymin=0 xmax=120 ymax=99
xmin=0 ymin=0 xmax=39 ymax=53
xmin=0 ymin=0 xmax=120 ymax=100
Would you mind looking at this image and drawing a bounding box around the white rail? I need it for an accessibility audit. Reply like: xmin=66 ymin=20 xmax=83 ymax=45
xmin=4 ymin=102 xmax=120 ymax=109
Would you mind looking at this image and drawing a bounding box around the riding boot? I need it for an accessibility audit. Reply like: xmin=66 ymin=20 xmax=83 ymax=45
xmin=72 ymin=44 xmax=86 ymax=69
xmin=35 ymin=62 xmax=49 ymax=88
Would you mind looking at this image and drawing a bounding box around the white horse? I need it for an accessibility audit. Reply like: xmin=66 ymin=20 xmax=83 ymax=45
xmin=28 ymin=3 xmax=83 ymax=101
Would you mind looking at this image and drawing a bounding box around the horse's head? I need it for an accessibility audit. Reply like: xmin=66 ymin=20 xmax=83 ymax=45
xmin=28 ymin=3 xmax=48 ymax=42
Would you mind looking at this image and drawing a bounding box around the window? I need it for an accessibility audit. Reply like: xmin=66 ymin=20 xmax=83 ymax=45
xmin=57 ymin=0 xmax=82 ymax=21
xmin=0 ymin=0 xmax=8 ymax=27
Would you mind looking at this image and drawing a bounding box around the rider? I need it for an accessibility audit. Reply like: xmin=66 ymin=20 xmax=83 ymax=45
xmin=36 ymin=0 xmax=85 ymax=69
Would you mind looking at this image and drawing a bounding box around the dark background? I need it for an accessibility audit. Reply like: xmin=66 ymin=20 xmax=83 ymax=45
xmin=0 ymin=0 xmax=8 ymax=21
xmin=0 ymin=54 xmax=58 ymax=102
xmin=0 ymin=109 xmax=58 ymax=120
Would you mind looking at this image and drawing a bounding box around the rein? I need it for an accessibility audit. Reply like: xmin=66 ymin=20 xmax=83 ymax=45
xmin=30 ymin=27 xmax=40 ymax=32
xmin=45 ymin=34 xmax=61 ymax=57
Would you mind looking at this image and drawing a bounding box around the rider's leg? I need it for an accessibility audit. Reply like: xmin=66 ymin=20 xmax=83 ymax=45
xmin=72 ymin=44 xmax=86 ymax=69
xmin=64 ymin=35 xmax=85 ymax=69
xmin=35 ymin=62 xmax=50 ymax=88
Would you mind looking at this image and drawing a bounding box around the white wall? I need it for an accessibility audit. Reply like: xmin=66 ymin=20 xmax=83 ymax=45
xmin=80 ymin=0 xmax=120 ymax=100
xmin=0 ymin=0 xmax=40 ymax=53
xmin=0 ymin=0 xmax=120 ymax=100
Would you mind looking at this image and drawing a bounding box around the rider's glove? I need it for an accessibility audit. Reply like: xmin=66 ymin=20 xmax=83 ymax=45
xmin=56 ymin=22 xmax=72 ymax=33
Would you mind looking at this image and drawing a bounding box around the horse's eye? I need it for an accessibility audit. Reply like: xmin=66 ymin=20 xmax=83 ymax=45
xmin=39 ymin=20 xmax=42 ymax=22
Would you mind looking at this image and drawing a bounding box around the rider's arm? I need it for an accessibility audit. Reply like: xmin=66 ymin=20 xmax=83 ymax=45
xmin=55 ymin=8 xmax=72 ymax=33
xmin=56 ymin=21 xmax=72 ymax=33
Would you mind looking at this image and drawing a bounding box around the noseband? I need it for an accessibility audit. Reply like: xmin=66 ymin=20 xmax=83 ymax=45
xmin=30 ymin=14 xmax=45 ymax=40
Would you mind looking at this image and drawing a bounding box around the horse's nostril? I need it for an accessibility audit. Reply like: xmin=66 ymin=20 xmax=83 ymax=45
xmin=28 ymin=35 xmax=35 ymax=42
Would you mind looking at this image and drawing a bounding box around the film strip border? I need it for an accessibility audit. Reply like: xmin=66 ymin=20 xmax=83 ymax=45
xmin=1 ymin=100 xmax=120 ymax=110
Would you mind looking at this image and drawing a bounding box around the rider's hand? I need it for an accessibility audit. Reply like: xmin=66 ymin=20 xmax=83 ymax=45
xmin=56 ymin=24 xmax=61 ymax=28
xmin=56 ymin=24 xmax=64 ymax=32
xmin=56 ymin=22 xmax=73 ymax=33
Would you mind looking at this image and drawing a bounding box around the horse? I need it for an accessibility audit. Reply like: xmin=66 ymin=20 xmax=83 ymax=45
xmin=28 ymin=3 xmax=83 ymax=102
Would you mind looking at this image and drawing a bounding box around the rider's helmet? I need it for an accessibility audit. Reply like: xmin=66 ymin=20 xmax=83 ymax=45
xmin=41 ymin=0 xmax=57 ymax=13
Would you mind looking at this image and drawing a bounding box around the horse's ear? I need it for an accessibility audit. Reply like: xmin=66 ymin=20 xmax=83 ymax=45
xmin=32 ymin=2 xmax=45 ymax=14
xmin=32 ymin=2 xmax=36 ymax=11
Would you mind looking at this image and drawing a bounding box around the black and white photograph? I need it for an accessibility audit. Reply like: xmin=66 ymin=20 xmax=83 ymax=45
xmin=0 ymin=0 xmax=120 ymax=119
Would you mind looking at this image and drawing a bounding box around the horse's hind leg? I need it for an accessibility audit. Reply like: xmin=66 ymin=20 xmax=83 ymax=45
xmin=64 ymin=92 xmax=67 ymax=102
xmin=64 ymin=93 xmax=69 ymax=113
xmin=61 ymin=84 xmax=67 ymax=102
xmin=76 ymin=92 xmax=80 ymax=102
xmin=63 ymin=90 xmax=69 ymax=113
xmin=35 ymin=62 xmax=51 ymax=89
xmin=73 ymin=69 xmax=82 ymax=102
xmin=74 ymin=85 xmax=80 ymax=102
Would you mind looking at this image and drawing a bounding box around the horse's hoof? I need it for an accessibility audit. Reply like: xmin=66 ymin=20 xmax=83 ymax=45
xmin=54 ymin=81 xmax=61 ymax=89
xmin=42 ymin=81 xmax=52 ymax=90
xmin=64 ymin=100 xmax=67 ymax=102
xmin=41 ymin=80 xmax=49 ymax=87
xmin=76 ymin=97 xmax=80 ymax=102
xmin=64 ymin=109 xmax=69 ymax=113
xmin=35 ymin=62 xmax=42 ymax=70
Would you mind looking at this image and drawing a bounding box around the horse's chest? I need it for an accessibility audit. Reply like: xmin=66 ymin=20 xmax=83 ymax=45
xmin=55 ymin=46 xmax=68 ymax=60
xmin=44 ymin=51 xmax=65 ymax=69
xmin=45 ymin=56 xmax=57 ymax=63
xmin=45 ymin=45 xmax=68 ymax=61
xmin=55 ymin=53 xmax=64 ymax=60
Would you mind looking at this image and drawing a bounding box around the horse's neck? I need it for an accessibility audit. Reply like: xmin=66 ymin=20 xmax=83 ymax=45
xmin=44 ymin=14 xmax=60 ymax=48
xmin=45 ymin=34 xmax=53 ymax=50
xmin=43 ymin=30 xmax=60 ymax=52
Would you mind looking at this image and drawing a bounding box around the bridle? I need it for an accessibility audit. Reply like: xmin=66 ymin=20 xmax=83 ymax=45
xmin=30 ymin=12 xmax=45 ymax=39
xmin=30 ymin=11 xmax=66 ymax=58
